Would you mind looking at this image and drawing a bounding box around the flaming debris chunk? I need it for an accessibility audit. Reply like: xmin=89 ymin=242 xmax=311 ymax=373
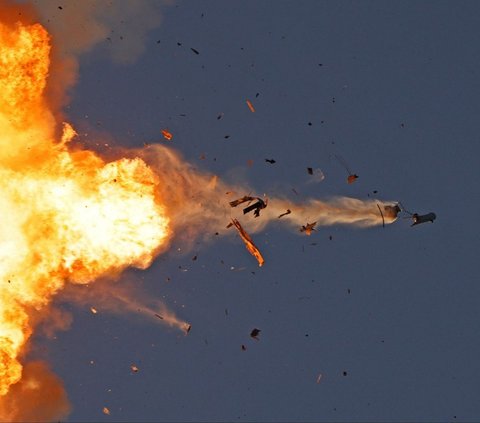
xmin=300 ymin=222 xmax=317 ymax=235
xmin=230 ymin=219 xmax=265 ymax=267
xmin=161 ymin=129 xmax=173 ymax=140
xmin=246 ymin=99 xmax=255 ymax=113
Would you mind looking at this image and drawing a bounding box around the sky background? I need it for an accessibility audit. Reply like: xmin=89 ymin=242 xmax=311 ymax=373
xmin=26 ymin=1 xmax=479 ymax=421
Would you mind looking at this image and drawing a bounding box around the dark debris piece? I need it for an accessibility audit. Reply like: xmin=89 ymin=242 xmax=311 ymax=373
xmin=190 ymin=47 xmax=200 ymax=55
xmin=250 ymin=328 xmax=261 ymax=340
xmin=243 ymin=198 xmax=267 ymax=218
xmin=278 ymin=209 xmax=291 ymax=218
xmin=307 ymin=167 xmax=313 ymax=175
xmin=265 ymin=158 xmax=276 ymax=164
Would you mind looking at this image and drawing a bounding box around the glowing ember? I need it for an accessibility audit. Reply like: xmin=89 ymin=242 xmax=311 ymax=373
xmin=161 ymin=129 xmax=173 ymax=140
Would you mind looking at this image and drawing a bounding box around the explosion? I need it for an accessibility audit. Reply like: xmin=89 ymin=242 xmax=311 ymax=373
xmin=0 ymin=17 xmax=171 ymax=421
xmin=0 ymin=7 xmax=400 ymax=422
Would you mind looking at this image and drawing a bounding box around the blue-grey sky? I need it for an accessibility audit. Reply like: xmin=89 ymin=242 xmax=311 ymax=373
xmin=28 ymin=1 xmax=479 ymax=421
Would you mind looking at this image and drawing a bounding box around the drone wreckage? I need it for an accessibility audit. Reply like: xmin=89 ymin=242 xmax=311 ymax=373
xmin=228 ymin=195 xmax=436 ymax=267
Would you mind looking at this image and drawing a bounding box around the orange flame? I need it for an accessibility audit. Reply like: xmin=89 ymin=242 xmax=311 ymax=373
xmin=0 ymin=18 xmax=170 ymax=410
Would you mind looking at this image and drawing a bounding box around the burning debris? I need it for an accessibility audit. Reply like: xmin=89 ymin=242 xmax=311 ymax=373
xmin=246 ymin=99 xmax=255 ymax=113
xmin=230 ymin=219 xmax=265 ymax=266
xmin=300 ymin=222 xmax=317 ymax=235
xmin=161 ymin=129 xmax=173 ymax=140
xmin=334 ymin=154 xmax=358 ymax=184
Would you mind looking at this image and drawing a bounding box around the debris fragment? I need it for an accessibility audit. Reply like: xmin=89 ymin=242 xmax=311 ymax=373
xmin=190 ymin=47 xmax=200 ymax=55
xmin=241 ymin=344 xmax=247 ymax=351
xmin=316 ymin=373 xmax=323 ymax=384
xmin=154 ymin=313 xmax=164 ymax=320
xmin=250 ymin=328 xmax=261 ymax=340
xmin=307 ymin=168 xmax=325 ymax=183
xmin=300 ymin=222 xmax=317 ymax=235
xmin=377 ymin=204 xmax=385 ymax=228
xmin=184 ymin=324 xmax=192 ymax=334
xmin=217 ymin=113 xmax=224 ymax=120
xmin=90 ymin=307 xmax=98 ymax=314
xmin=411 ymin=212 xmax=436 ymax=227
xmin=229 ymin=195 xmax=255 ymax=207
xmin=131 ymin=364 xmax=139 ymax=373
xmin=347 ymin=174 xmax=359 ymax=184
xmin=230 ymin=218 xmax=265 ymax=266
xmin=278 ymin=209 xmax=291 ymax=218
xmin=384 ymin=204 xmax=401 ymax=219
xmin=243 ymin=197 xmax=267 ymax=218
xmin=265 ymin=158 xmax=276 ymax=164
xmin=103 ymin=407 xmax=110 ymax=415
xmin=161 ymin=129 xmax=173 ymax=141
xmin=334 ymin=154 xmax=358 ymax=184
xmin=246 ymin=99 xmax=255 ymax=113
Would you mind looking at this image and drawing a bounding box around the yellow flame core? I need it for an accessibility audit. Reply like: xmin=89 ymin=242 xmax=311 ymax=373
xmin=0 ymin=22 xmax=170 ymax=396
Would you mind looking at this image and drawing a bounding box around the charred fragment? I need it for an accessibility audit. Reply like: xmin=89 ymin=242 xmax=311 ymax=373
xmin=230 ymin=218 xmax=265 ymax=266
xmin=411 ymin=212 xmax=436 ymax=227
xmin=243 ymin=197 xmax=267 ymax=218
xmin=265 ymin=158 xmax=276 ymax=164
xmin=278 ymin=209 xmax=291 ymax=218
xmin=250 ymin=328 xmax=261 ymax=340
xmin=300 ymin=222 xmax=317 ymax=235
xmin=229 ymin=195 xmax=255 ymax=208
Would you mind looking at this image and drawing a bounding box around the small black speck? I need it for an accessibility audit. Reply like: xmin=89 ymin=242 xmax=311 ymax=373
xmin=343 ymin=371 xmax=347 ymax=376
xmin=191 ymin=47 xmax=200 ymax=55
xmin=224 ymin=135 xmax=230 ymax=139
xmin=308 ymin=122 xmax=312 ymax=126
xmin=347 ymin=288 xmax=351 ymax=294
xmin=177 ymin=42 xmax=182 ymax=46
xmin=58 ymin=6 xmax=63 ymax=10
xmin=318 ymin=63 xmax=323 ymax=66
xmin=156 ymin=40 xmax=161 ymax=44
